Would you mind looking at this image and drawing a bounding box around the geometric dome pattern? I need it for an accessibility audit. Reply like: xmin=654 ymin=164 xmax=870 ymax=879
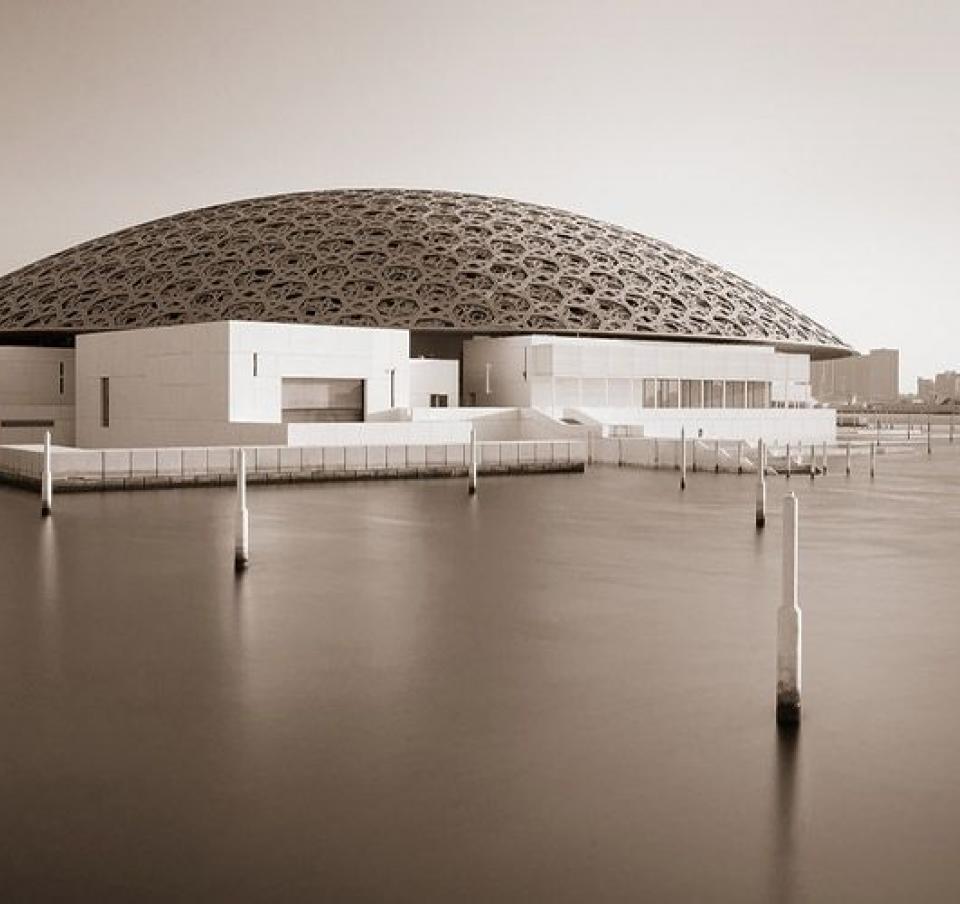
xmin=0 ymin=189 xmax=850 ymax=356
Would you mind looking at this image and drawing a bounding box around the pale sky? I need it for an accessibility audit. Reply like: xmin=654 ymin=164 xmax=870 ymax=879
xmin=1 ymin=0 xmax=957 ymax=389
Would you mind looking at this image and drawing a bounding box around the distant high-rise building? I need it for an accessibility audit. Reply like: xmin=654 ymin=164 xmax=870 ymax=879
xmin=811 ymin=348 xmax=899 ymax=405
xmin=933 ymin=370 xmax=960 ymax=403
xmin=917 ymin=377 xmax=936 ymax=402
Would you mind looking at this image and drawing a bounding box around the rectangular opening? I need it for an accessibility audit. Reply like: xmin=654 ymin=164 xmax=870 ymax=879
xmin=253 ymin=353 xmax=259 ymax=377
xmin=59 ymin=361 xmax=65 ymax=395
xmin=1 ymin=419 xmax=55 ymax=428
xmin=100 ymin=377 xmax=110 ymax=428
xmin=656 ymin=378 xmax=679 ymax=409
xmin=725 ymin=381 xmax=746 ymax=409
xmin=680 ymin=379 xmax=703 ymax=408
xmin=280 ymin=377 xmax=364 ymax=423
xmin=429 ymin=394 xmax=449 ymax=408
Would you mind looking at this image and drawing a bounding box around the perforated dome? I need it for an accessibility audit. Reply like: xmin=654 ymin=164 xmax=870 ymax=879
xmin=0 ymin=189 xmax=849 ymax=356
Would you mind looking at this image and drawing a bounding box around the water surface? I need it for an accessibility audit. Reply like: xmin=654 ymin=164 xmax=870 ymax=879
xmin=2 ymin=452 xmax=959 ymax=901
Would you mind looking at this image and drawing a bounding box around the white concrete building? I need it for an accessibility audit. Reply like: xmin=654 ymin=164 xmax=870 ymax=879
xmin=463 ymin=335 xmax=834 ymax=442
xmin=76 ymin=321 xmax=458 ymax=448
xmin=0 ymin=347 xmax=76 ymax=445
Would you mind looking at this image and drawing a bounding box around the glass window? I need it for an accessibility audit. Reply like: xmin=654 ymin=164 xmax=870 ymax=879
xmin=681 ymin=379 xmax=703 ymax=408
xmin=725 ymin=381 xmax=746 ymax=408
xmin=429 ymin=394 xmax=448 ymax=408
xmin=747 ymin=381 xmax=770 ymax=408
xmin=642 ymin=378 xmax=657 ymax=408
xmin=657 ymin=378 xmax=679 ymax=408
xmin=703 ymin=380 xmax=723 ymax=408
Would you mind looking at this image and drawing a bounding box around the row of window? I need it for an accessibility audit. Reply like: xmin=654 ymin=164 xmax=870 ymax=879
xmin=641 ymin=379 xmax=771 ymax=409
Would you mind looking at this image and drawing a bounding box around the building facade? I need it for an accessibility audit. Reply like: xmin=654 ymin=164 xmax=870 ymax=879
xmin=811 ymin=348 xmax=899 ymax=405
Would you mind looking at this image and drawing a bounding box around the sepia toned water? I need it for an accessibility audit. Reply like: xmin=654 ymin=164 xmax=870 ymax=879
xmin=2 ymin=451 xmax=960 ymax=902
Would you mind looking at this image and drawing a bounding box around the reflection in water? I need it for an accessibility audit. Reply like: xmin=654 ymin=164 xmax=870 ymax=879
xmin=38 ymin=517 xmax=61 ymax=679
xmin=772 ymin=722 xmax=801 ymax=903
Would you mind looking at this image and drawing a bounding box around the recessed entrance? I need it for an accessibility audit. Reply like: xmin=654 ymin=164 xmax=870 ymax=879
xmin=281 ymin=377 xmax=365 ymax=423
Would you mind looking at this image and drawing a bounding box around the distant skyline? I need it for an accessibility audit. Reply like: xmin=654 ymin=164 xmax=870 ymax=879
xmin=1 ymin=0 xmax=957 ymax=390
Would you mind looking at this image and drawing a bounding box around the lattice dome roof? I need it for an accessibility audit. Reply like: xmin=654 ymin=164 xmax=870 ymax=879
xmin=0 ymin=189 xmax=849 ymax=356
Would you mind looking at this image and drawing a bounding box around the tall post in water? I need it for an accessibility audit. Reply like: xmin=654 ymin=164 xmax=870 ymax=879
xmin=654 ymin=437 xmax=660 ymax=469
xmin=235 ymin=447 xmax=250 ymax=571
xmin=41 ymin=430 xmax=52 ymax=518
xmin=927 ymin=420 xmax=932 ymax=456
xmin=680 ymin=427 xmax=687 ymax=491
xmin=691 ymin=431 xmax=697 ymax=473
xmin=714 ymin=439 xmax=720 ymax=474
xmin=821 ymin=441 xmax=828 ymax=475
xmin=785 ymin=442 xmax=791 ymax=479
xmin=755 ymin=438 xmax=766 ymax=529
xmin=876 ymin=416 xmax=881 ymax=446
xmin=907 ymin=413 xmax=911 ymax=440
xmin=845 ymin=442 xmax=851 ymax=477
xmin=777 ymin=493 xmax=802 ymax=725
xmin=870 ymin=441 xmax=876 ymax=479
xmin=737 ymin=440 xmax=743 ymax=475
xmin=468 ymin=427 xmax=478 ymax=495
xmin=809 ymin=442 xmax=816 ymax=480
xmin=950 ymin=414 xmax=955 ymax=444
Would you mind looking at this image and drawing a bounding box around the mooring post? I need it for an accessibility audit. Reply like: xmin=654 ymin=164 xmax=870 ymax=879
xmin=950 ymin=415 xmax=955 ymax=444
xmin=737 ymin=440 xmax=743 ymax=475
xmin=41 ymin=430 xmax=52 ymax=518
xmin=876 ymin=416 xmax=881 ymax=446
xmin=691 ymin=431 xmax=697 ymax=473
xmin=845 ymin=442 xmax=851 ymax=476
xmin=870 ymin=441 xmax=876 ymax=479
xmin=785 ymin=441 xmax=791 ymax=479
xmin=777 ymin=492 xmax=802 ymax=725
xmin=809 ymin=442 xmax=816 ymax=480
xmin=907 ymin=413 xmax=911 ymax=440
xmin=927 ymin=420 xmax=932 ymax=456
xmin=235 ymin=447 xmax=249 ymax=571
xmin=654 ymin=437 xmax=660 ymax=469
xmin=821 ymin=441 xmax=828 ymax=475
xmin=468 ymin=427 xmax=478 ymax=495
xmin=680 ymin=427 xmax=687 ymax=491
xmin=714 ymin=439 xmax=720 ymax=474
xmin=755 ymin=438 xmax=766 ymax=529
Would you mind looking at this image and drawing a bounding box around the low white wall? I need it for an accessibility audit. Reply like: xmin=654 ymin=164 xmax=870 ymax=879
xmin=0 ymin=438 xmax=587 ymax=483
xmin=569 ymin=406 xmax=836 ymax=443
xmin=286 ymin=420 xmax=471 ymax=446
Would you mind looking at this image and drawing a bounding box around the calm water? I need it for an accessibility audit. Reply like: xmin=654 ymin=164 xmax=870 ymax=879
xmin=2 ymin=451 xmax=960 ymax=902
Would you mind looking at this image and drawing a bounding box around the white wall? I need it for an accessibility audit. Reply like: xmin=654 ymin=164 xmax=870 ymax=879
xmin=570 ymin=406 xmax=836 ymax=443
xmin=408 ymin=358 xmax=459 ymax=408
xmin=228 ymin=321 xmax=410 ymax=422
xmin=77 ymin=322 xmax=234 ymax=447
xmin=0 ymin=347 xmax=76 ymax=444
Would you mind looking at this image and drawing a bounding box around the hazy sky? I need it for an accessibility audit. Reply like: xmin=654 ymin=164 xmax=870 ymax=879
xmin=1 ymin=0 xmax=957 ymax=389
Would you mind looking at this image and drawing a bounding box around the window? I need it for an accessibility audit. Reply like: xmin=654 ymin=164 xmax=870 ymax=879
xmin=58 ymin=361 xmax=65 ymax=395
xmin=680 ymin=379 xmax=703 ymax=408
xmin=657 ymin=379 xmax=679 ymax=408
xmin=429 ymin=394 xmax=449 ymax=408
xmin=100 ymin=377 xmax=110 ymax=428
xmin=642 ymin=378 xmax=657 ymax=408
xmin=748 ymin=381 xmax=770 ymax=408
xmin=725 ymin=381 xmax=746 ymax=408
xmin=703 ymin=380 xmax=723 ymax=408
